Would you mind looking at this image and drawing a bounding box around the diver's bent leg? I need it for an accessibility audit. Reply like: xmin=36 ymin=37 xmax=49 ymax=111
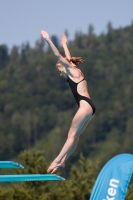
xmin=47 ymin=107 xmax=92 ymax=173
xmin=60 ymin=115 xmax=91 ymax=164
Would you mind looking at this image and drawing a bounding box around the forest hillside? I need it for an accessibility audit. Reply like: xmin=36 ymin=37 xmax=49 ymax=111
xmin=0 ymin=22 xmax=133 ymax=171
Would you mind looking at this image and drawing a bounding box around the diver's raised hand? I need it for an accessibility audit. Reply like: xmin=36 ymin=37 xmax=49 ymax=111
xmin=41 ymin=30 xmax=50 ymax=40
xmin=60 ymin=33 xmax=67 ymax=46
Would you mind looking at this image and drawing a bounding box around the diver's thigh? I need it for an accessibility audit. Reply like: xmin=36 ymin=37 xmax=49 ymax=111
xmin=69 ymin=108 xmax=92 ymax=135
xmin=71 ymin=107 xmax=92 ymax=127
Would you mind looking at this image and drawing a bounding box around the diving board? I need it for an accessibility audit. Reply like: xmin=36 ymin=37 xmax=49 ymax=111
xmin=0 ymin=161 xmax=24 ymax=169
xmin=0 ymin=174 xmax=65 ymax=182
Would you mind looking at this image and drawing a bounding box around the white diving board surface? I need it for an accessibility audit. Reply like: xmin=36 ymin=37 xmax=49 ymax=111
xmin=0 ymin=161 xmax=24 ymax=169
xmin=0 ymin=174 xmax=65 ymax=182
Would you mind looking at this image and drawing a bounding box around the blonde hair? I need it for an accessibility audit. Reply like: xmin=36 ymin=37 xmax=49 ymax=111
xmin=56 ymin=57 xmax=84 ymax=69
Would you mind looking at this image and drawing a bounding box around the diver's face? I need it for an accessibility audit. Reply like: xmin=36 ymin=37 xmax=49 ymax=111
xmin=58 ymin=67 xmax=67 ymax=78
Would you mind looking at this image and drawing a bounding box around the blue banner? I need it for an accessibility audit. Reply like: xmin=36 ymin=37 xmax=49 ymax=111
xmin=89 ymin=153 xmax=133 ymax=200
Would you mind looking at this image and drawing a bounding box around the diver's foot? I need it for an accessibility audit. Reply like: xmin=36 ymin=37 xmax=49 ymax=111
xmin=47 ymin=162 xmax=65 ymax=174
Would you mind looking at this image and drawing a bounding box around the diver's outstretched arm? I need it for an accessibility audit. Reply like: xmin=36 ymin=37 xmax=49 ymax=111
xmin=60 ymin=34 xmax=71 ymax=60
xmin=41 ymin=30 xmax=70 ymax=69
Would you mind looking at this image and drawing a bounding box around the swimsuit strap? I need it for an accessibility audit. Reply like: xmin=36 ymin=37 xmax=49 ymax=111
xmin=77 ymin=78 xmax=85 ymax=84
xmin=67 ymin=76 xmax=85 ymax=84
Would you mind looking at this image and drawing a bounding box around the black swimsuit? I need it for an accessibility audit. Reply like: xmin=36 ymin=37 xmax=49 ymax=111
xmin=67 ymin=76 xmax=95 ymax=115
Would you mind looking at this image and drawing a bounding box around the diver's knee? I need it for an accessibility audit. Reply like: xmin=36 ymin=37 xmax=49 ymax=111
xmin=68 ymin=130 xmax=79 ymax=139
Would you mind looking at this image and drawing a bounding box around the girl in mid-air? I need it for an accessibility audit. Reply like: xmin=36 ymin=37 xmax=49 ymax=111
xmin=41 ymin=30 xmax=96 ymax=173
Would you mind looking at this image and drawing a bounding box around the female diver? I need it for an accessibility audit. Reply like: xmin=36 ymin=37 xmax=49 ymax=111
xmin=41 ymin=30 xmax=96 ymax=173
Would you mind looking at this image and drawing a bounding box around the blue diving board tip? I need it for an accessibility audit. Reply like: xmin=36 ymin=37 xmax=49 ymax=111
xmin=0 ymin=161 xmax=24 ymax=169
xmin=0 ymin=174 xmax=65 ymax=182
